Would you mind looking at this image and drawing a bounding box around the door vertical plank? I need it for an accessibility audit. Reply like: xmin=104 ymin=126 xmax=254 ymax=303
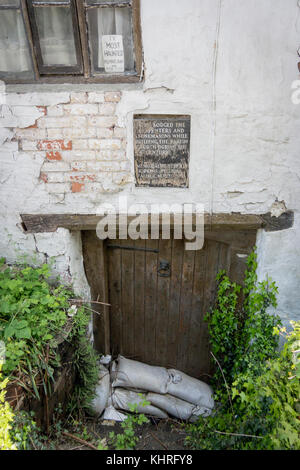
xmin=144 ymin=238 xmax=159 ymax=365
xmin=217 ymin=241 xmax=231 ymax=274
xmin=166 ymin=238 xmax=184 ymax=369
xmin=200 ymin=239 xmax=222 ymax=376
xmin=134 ymin=238 xmax=146 ymax=361
xmin=155 ymin=238 xmax=172 ymax=365
xmin=102 ymin=242 xmax=110 ymax=355
xmin=187 ymin=245 xmax=207 ymax=379
xmin=176 ymin=246 xmax=195 ymax=372
xmin=121 ymin=239 xmax=135 ymax=358
xmin=107 ymin=241 xmax=122 ymax=358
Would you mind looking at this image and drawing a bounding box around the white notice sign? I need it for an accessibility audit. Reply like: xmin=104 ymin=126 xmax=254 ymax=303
xmin=102 ymin=35 xmax=124 ymax=73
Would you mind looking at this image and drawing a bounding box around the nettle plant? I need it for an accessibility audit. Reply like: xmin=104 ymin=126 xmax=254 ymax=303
xmin=0 ymin=258 xmax=101 ymax=449
xmin=0 ymin=259 xmax=98 ymax=406
xmin=0 ymin=261 xmax=69 ymax=380
xmin=185 ymin=249 xmax=300 ymax=450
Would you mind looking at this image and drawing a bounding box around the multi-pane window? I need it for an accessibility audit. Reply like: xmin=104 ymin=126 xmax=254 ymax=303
xmin=0 ymin=0 xmax=142 ymax=83
xmin=0 ymin=0 xmax=34 ymax=79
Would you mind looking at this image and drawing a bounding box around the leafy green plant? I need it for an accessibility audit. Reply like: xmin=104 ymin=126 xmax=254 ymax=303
xmin=186 ymin=250 xmax=300 ymax=450
xmin=186 ymin=322 xmax=300 ymax=450
xmin=109 ymin=396 xmax=150 ymax=450
xmin=10 ymin=411 xmax=47 ymax=450
xmin=205 ymin=249 xmax=281 ymax=401
xmin=97 ymin=439 xmax=108 ymax=450
xmin=231 ymin=325 xmax=300 ymax=449
xmin=0 ymin=257 xmax=104 ymax=452
xmin=0 ymin=258 xmax=100 ymax=442
xmin=0 ymin=365 xmax=16 ymax=450
xmin=0 ymin=261 xmax=73 ymax=384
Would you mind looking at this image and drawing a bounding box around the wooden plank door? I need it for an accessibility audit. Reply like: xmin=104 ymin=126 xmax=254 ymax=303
xmin=106 ymin=237 xmax=229 ymax=380
xmin=82 ymin=230 xmax=256 ymax=380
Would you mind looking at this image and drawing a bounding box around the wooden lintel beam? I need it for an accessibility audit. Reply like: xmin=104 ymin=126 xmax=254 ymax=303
xmin=20 ymin=211 xmax=294 ymax=234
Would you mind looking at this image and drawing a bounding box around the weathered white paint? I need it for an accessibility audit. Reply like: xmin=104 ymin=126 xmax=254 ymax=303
xmin=0 ymin=0 xmax=299 ymax=324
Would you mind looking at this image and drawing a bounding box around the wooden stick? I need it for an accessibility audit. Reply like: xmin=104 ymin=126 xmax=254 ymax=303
xmin=68 ymin=298 xmax=111 ymax=307
xmin=214 ymin=430 xmax=264 ymax=439
xmin=29 ymin=435 xmax=38 ymax=450
xmin=150 ymin=432 xmax=169 ymax=450
xmin=210 ymin=351 xmax=234 ymax=414
xmin=61 ymin=431 xmax=98 ymax=450
xmin=44 ymin=345 xmax=50 ymax=435
xmin=80 ymin=305 xmax=103 ymax=317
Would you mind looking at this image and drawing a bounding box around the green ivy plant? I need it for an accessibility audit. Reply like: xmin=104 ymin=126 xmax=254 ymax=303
xmin=185 ymin=249 xmax=300 ymax=450
xmin=186 ymin=322 xmax=300 ymax=450
xmin=205 ymin=249 xmax=281 ymax=400
xmin=10 ymin=411 xmax=47 ymax=450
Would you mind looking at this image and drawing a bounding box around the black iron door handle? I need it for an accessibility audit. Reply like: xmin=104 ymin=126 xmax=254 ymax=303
xmin=158 ymin=260 xmax=171 ymax=277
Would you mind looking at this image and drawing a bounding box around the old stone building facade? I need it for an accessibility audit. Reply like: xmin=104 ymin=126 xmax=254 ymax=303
xmin=0 ymin=0 xmax=299 ymax=333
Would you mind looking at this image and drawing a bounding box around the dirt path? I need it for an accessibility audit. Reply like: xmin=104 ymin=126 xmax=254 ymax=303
xmin=51 ymin=416 xmax=188 ymax=451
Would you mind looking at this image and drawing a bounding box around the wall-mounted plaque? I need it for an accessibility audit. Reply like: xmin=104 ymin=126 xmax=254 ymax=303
xmin=134 ymin=114 xmax=190 ymax=187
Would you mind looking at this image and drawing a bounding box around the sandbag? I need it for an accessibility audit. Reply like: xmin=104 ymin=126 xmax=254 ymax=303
xmin=167 ymin=369 xmax=214 ymax=410
xmin=90 ymin=364 xmax=110 ymax=417
xmin=147 ymin=392 xmax=195 ymax=420
xmin=112 ymin=388 xmax=168 ymax=419
xmin=111 ymin=355 xmax=169 ymax=394
xmin=147 ymin=392 xmax=212 ymax=421
xmin=100 ymin=354 xmax=112 ymax=366
xmin=189 ymin=406 xmax=213 ymax=421
xmin=102 ymin=405 xmax=127 ymax=422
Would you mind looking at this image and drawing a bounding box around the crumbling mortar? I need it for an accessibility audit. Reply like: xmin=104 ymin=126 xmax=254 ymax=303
xmin=32 ymin=233 xmax=48 ymax=264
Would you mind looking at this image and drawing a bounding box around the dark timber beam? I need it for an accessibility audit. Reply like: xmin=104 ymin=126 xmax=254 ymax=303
xmin=20 ymin=211 xmax=294 ymax=233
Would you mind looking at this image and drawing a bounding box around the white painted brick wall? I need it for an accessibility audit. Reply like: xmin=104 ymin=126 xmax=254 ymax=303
xmin=87 ymin=92 xmax=105 ymax=103
xmin=0 ymin=90 xmax=129 ymax=201
xmin=0 ymin=0 xmax=299 ymax=323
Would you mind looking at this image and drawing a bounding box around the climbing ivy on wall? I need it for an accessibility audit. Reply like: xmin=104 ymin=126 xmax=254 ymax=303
xmin=186 ymin=249 xmax=300 ymax=450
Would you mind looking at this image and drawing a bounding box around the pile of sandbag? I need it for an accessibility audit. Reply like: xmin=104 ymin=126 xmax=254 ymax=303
xmin=90 ymin=355 xmax=214 ymax=422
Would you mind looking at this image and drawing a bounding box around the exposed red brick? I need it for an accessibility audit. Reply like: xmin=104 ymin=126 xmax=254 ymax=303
xmin=40 ymin=172 xmax=48 ymax=183
xmin=38 ymin=139 xmax=72 ymax=151
xmin=104 ymin=91 xmax=121 ymax=103
xmin=46 ymin=151 xmax=62 ymax=161
xmin=25 ymin=122 xmax=37 ymax=129
xmin=71 ymin=182 xmax=84 ymax=193
xmin=70 ymin=174 xmax=96 ymax=182
xmin=87 ymin=175 xmax=96 ymax=181
xmin=37 ymin=106 xmax=47 ymax=116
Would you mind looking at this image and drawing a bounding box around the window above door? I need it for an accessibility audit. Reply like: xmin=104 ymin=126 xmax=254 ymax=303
xmin=0 ymin=0 xmax=142 ymax=83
